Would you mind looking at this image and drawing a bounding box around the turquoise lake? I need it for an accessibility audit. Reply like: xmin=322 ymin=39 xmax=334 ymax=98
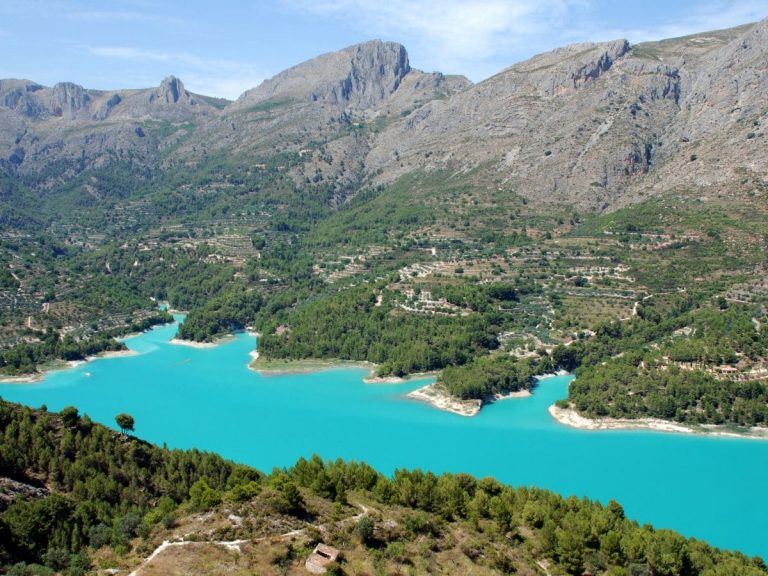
xmin=1 ymin=318 xmax=766 ymax=559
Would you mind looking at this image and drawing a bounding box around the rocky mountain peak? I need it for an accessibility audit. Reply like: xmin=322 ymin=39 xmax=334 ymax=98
xmin=50 ymin=82 xmax=91 ymax=119
xmin=237 ymin=39 xmax=413 ymax=110
xmin=0 ymin=80 xmax=94 ymax=120
xmin=0 ymin=79 xmax=47 ymax=118
xmin=1 ymin=21 xmax=765 ymax=216
xmin=137 ymin=75 xmax=214 ymax=120
xmin=327 ymin=40 xmax=411 ymax=106
xmin=570 ymin=39 xmax=630 ymax=89
xmin=150 ymin=76 xmax=189 ymax=105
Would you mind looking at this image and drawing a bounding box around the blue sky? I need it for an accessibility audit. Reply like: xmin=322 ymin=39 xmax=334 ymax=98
xmin=1 ymin=0 xmax=767 ymax=99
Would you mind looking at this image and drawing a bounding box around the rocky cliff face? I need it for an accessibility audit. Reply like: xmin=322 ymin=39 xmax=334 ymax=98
xmin=647 ymin=19 xmax=768 ymax=192
xmin=236 ymin=40 xmax=414 ymax=110
xmin=174 ymin=40 xmax=471 ymax=199
xmin=506 ymin=39 xmax=630 ymax=96
xmin=0 ymin=40 xmax=470 ymax=199
xmin=0 ymin=80 xmax=54 ymax=119
xmin=0 ymin=75 xmax=218 ymax=180
xmin=363 ymin=38 xmax=672 ymax=208
xmin=0 ymin=75 xmax=211 ymax=122
xmin=364 ymin=21 xmax=768 ymax=210
xmin=49 ymin=82 xmax=92 ymax=119
xmin=0 ymin=21 xmax=766 ymax=214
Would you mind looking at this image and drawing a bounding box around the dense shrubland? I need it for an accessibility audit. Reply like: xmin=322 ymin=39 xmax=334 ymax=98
xmin=256 ymin=285 xmax=503 ymax=376
xmin=562 ymin=301 xmax=768 ymax=427
xmin=0 ymin=402 xmax=764 ymax=575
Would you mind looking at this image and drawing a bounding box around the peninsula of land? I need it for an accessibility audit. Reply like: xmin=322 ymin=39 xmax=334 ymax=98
xmin=406 ymin=383 xmax=532 ymax=417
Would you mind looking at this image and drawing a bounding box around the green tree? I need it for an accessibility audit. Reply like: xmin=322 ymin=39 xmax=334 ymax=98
xmin=114 ymin=413 xmax=134 ymax=434
xmin=189 ymin=479 xmax=222 ymax=510
xmin=59 ymin=407 xmax=79 ymax=429
xmin=556 ymin=526 xmax=585 ymax=575
xmin=355 ymin=516 xmax=375 ymax=545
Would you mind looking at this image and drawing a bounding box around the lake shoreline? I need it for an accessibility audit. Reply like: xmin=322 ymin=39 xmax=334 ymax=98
xmin=2 ymin=330 xmax=767 ymax=558
xmin=170 ymin=328 xmax=258 ymax=350
xmin=0 ymin=315 xmax=179 ymax=384
xmin=87 ymin=349 xmax=138 ymax=361
xmin=548 ymin=404 xmax=768 ymax=440
xmin=406 ymin=384 xmax=533 ymax=417
xmin=169 ymin=337 xmax=233 ymax=349
xmin=0 ymin=349 xmax=138 ymax=384
xmin=404 ymin=370 xmax=569 ymax=417
xmin=363 ymin=370 xmax=439 ymax=384
xmin=249 ymin=357 xmax=444 ymax=382
xmin=406 ymin=384 xmax=481 ymax=416
xmin=249 ymin=355 xmax=375 ymax=376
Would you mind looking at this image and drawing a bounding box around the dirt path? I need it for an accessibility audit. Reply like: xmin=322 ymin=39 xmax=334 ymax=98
xmin=537 ymin=559 xmax=553 ymax=575
xmin=129 ymin=504 xmax=373 ymax=575
xmin=127 ymin=539 xmax=250 ymax=576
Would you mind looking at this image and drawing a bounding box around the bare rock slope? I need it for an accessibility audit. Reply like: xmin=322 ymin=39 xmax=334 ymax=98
xmin=0 ymin=21 xmax=766 ymax=214
xmin=366 ymin=19 xmax=768 ymax=210
xmin=0 ymin=76 xmax=218 ymax=181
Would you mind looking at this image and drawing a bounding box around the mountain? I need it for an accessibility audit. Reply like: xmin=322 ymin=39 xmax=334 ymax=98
xmin=0 ymin=75 xmax=213 ymax=122
xmin=1 ymin=22 xmax=766 ymax=224
xmin=0 ymin=41 xmax=472 ymax=213
xmin=0 ymin=75 xmax=218 ymax=196
xmin=172 ymin=40 xmax=471 ymax=200
xmin=364 ymin=20 xmax=767 ymax=211
xmin=1 ymin=21 xmax=768 ymax=426
xmin=237 ymin=40 xmax=417 ymax=110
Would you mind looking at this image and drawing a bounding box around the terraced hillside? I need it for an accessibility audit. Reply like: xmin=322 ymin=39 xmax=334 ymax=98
xmin=1 ymin=22 xmax=767 ymax=430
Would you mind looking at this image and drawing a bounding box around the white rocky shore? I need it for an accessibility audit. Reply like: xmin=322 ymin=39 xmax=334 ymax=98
xmin=548 ymin=405 xmax=768 ymax=439
xmin=170 ymin=329 xmax=257 ymax=350
xmin=363 ymin=370 xmax=435 ymax=384
xmin=168 ymin=337 xmax=231 ymax=349
xmin=0 ymin=349 xmax=137 ymax=384
xmin=406 ymin=384 xmax=531 ymax=417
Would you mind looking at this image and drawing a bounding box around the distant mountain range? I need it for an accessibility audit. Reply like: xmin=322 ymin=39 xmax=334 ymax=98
xmin=1 ymin=19 xmax=766 ymax=217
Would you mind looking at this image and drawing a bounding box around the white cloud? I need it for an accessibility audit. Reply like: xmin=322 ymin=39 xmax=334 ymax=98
xmin=88 ymin=46 xmax=264 ymax=99
xmin=283 ymin=0 xmax=768 ymax=79
xmin=583 ymin=0 xmax=768 ymax=44
xmin=284 ymin=0 xmax=589 ymax=75
xmin=90 ymin=46 xmax=184 ymax=64
xmin=69 ymin=10 xmax=188 ymax=26
xmin=184 ymin=75 xmax=264 ymax=102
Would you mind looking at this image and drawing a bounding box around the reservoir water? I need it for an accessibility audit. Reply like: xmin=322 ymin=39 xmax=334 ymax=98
xmin=1 ymin=318 xmax=766 ymax=558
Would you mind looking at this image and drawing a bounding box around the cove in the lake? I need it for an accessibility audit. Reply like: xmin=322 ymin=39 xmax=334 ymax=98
xmin=1 ymin=317 xmax=766 ymax=559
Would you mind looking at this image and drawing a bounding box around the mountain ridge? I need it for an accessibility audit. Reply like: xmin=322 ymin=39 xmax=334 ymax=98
xmin=0 ymin=19 xmax=766 ymax=218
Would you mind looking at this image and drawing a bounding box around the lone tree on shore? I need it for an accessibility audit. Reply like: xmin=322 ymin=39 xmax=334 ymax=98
xmin=115 ymin=413 xmax=135 ymax=434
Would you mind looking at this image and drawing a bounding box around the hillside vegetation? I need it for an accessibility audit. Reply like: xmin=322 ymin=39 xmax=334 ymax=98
xmin=2 ymin=23 xmax=768 ymax=429
xmin=1 ymin=401 xmax=766 ymax=575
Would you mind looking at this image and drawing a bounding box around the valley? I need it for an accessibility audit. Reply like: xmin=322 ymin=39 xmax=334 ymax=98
xmin=1 ymin=15 xmax=768 ymax=575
